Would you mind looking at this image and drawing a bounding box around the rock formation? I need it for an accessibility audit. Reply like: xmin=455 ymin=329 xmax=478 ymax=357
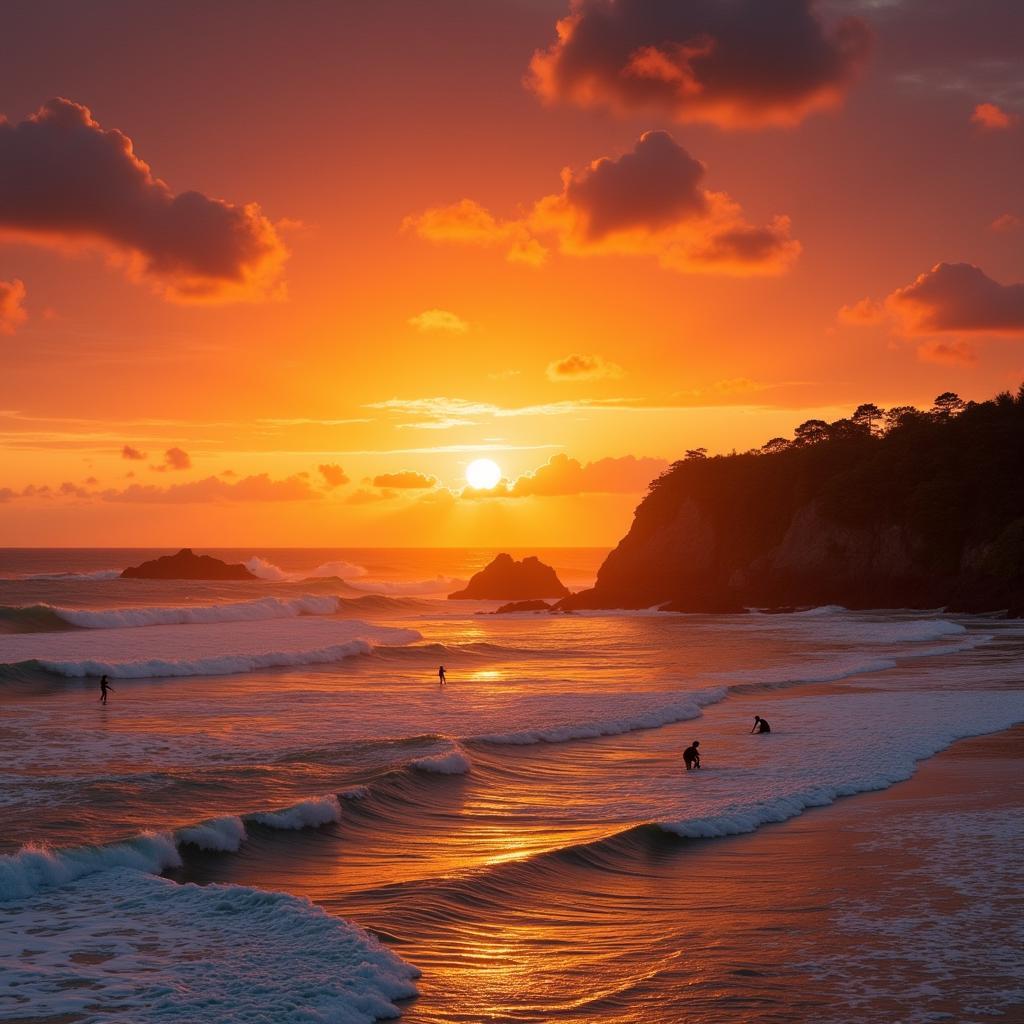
xmin=121 ymin=549 xmax=257 ymax=580
xmin=449 ymin=554 xmax=569 ymax=600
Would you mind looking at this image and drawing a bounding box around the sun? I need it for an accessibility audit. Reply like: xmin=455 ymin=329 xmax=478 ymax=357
xmin=465 ymin=458 xmax=502 ymax=489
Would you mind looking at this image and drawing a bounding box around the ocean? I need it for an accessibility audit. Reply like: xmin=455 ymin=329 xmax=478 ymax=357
xmin=1 ymin=548 xmax=1022 ymax=1023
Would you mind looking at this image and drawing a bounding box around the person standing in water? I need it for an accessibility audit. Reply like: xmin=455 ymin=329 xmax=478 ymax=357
xmin=438 ymin=665 xmax=446 ymax=686
xmin=683 ymin=740 xmax=701 ymax=770
xmin=99 ymin=675 xmax=113 ymax=705
xmin=751 ymin=715 xmax=771 ymax=734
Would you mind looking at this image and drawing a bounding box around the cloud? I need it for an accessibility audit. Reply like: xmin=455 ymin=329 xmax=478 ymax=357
xmin=152 ymin=446 xmax=191 ymax=472
xmin=546 ymin=353 xmax=623 ymax=381
xmin=121 ymin=444 xmax=147 ymax=460
xmin=886 ymin=263 xmax=1024 ymax=335
xmin=345 ymin=487 xmax=397 ymax=505
xmin=528 ymin=0 xmax=871 ymax=128
xmin=371 ymin=470 xmax=437 ymax=489
xmin=410 ymin=131 xmax=799 ymax=276
xmin=0 ymin=278 xmax=27 ymax=333
xmin=916 ymin=339 xmax=978 ymax=366
xmin=464 ymin=453 xmax=668 ymax=499
xmin=991 ymin=213 xmax=1023 ymax=233
xmin=317 ymin=463 xmax=349 ymax=488
xmin=971 ymin=102 xmax=1018 ymax=130
xmin=104 ymin=473 xmax=318 ymax=504
xmin=367 ymin=395 xmax=628 ymax=429
xmin=408 ymin=309 xmax=469 ymax=333
xmin=0 ymin=98 xmax=287 ymax=302
xmin=404 ymin=199 xmax=548 ymax=266
xmin=837 ymin=297 xmax=886 ymax=325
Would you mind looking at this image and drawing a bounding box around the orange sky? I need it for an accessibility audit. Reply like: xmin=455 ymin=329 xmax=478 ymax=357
xmin=1 ymin=0 xmax=1022 ymax=546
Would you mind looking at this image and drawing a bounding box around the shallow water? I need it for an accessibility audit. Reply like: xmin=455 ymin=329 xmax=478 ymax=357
xmin=2 ymin=548 xmax=1022 ymax=1023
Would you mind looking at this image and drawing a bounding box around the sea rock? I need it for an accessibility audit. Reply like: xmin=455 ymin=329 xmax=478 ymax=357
xmin=121 ymin=549 xmax=256 ymax=580
xmin=448 ymin=554 xmax=569 ymax=600
xmin=492 ymin=599 xmax=554 ymax=614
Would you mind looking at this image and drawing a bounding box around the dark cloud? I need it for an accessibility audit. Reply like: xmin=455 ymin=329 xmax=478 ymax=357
xmin=0 ymin=278 xmax=27 ymax=333
xmin=887 ymin=263 xmax=1024 ymax=334
xmin=371 ymin=470 xmax=437 ymax=489
xmin=318 ymin=463 xmax=349 ymax=488
xmin=413 ymin=131 xmax=799 ymax=276
xmin=562 ymin=130 xmax=705 ymax=239
xmin=529 ymin=0 xmax=872 ymax=127
xmin=0 ymin=98 xmax=287 ymax=301
xmin=121 ymin=444 xmax=147 ymax=460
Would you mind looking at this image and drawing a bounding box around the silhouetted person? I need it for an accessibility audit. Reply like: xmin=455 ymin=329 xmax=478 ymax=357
xmin=683 ymin=740 xmax=701 ymax=770
xmin=99 ymin=675 xmax=113 ymax=705
xmin=751 ymin=715 xmax=771 ymax=734
xmin=438 ymin=665 xmax=446 ymax=686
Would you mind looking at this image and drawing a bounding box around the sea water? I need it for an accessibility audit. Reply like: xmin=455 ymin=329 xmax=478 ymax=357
xmin=1 ymin=548 xmax=1022 ymax=1023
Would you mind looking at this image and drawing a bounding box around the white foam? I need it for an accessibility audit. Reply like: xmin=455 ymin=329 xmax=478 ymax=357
xmin=50 ymin=594 xmax=345 ymax=629
xmin=249 ymin=794 xmax=342 ymax=830
xmin=410 ymin=746 xmax=472 ymax=774
xmin=0 ymin=832 xmax=180 ymax=902
xmin=245 ymin=555 xmax=368 ymax=581
xmin=348 ymin=575 xmax=466 ymax=596
xmin=475 ymin=687 xmax=727 ymax=745
xmin=0 ymin=617 xmax=422 ymax=679
xmin=0 ymin=868 xmax=419 ymax=1023
xmin=176 ymin=816 xmax=247 ymax=852
xmin=658 ymin=691 xmax=1024 ymax=841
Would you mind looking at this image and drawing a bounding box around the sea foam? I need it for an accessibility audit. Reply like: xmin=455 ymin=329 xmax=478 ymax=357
xmin=0 ymin=869 xmax=419 ymax=1023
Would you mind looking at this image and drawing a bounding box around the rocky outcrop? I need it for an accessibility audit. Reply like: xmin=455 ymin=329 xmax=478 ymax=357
xmin=560 ymin=392 xmax=1024 ymax=616
xmin=449 ymin=554 xmax=569 ymax=600
xmin=490 ymin=599 xmax=554 ymax=614
xmin=121 ymin=549 xmax=256 ymax=580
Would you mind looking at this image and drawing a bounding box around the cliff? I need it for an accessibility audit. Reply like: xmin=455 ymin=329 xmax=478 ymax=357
xmin=561 ymin=389 xmax=1024 ymax=616
xmin=121 ymin=549 xmax=257 ymax=580
xmin=449 ymin=554 xmax=569 ymax=600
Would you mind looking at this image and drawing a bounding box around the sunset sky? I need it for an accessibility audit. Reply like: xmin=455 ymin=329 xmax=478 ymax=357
xmin=2 ymin=0 xmax=1022 ymax=546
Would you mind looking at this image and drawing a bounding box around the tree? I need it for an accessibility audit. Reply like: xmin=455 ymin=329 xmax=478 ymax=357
xmin=829 ymin=418 xmax=867 ymax=440
xmin=685 ymin=448 xmax=708 ymax=460
xmin=792 ymin=419 xmax=831 ymax=446
xmin=761 ymin=437 xmax=790 ymax=454
xmin=931 ymin=392 xmax=965 ymax=419
xmin=884 ymin=405 xmax=921 ymax=432
xmin=852 ymin=402 xmax=885 ymax=435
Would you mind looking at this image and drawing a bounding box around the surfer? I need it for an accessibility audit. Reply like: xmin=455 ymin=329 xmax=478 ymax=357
xmin=99 ymin=675 xmax=113 ymax=705
xmin=683 ymin=740 xmax=701 ymax=770
xmin=751 ymin=715 xmax=771 ymax=734
xmin=438 ymin=664 xmax=446 ymax=686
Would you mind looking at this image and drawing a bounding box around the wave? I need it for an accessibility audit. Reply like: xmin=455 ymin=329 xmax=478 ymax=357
xmin=249 ymin=795 xmax=343 ymax=830
xmin=15 ymin=568 xmax=122 ymax=582
xmin=0 ymin=594 xmax=347 ymax=632
xmin=347 ymin=575 xmax=466 ymax=596
xmin=0 ymin=618 xmax=422 ymax=681
xmin=410 ymin=744 xmax=472 ymax=775
xmin=3 ymin=869 xmax=418 ymax=1023
xmin=244 ymin=555 xmax=368 ymax=582
xmin=472 ymin=687 xmax=727 ymax=745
